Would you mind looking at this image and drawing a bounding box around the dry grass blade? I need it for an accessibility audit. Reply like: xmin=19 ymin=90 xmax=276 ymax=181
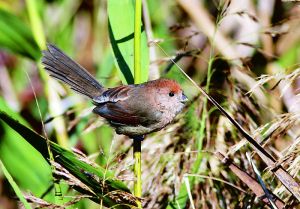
xmin=24 ymin=193 xmax=92 ymax=209
xmin=183 ymin=175 xmax=196 ymax=209
xmin=177 ymin=0 xmax=240 ymax=63
xmin=215 ymin=152 xmax=285 ymax=209
xmin=184 ymin=174 xmax=246 ymax=193
xmin=178 ymin=66 xmax=300 ymax=201
xmin=184 ymin=71 xmax=300 ymax=201
xmin=246 ymin=153 xmax=279 ymax=209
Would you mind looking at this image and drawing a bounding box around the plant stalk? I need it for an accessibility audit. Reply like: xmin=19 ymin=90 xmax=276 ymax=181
xmin=133 ymin=0 xmax=142 ymax=207
xmin=134 ymin=0 xmax=142 ymax=84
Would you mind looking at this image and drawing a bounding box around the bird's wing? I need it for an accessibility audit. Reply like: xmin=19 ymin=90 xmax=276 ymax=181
xmin=92 ymin=85 xmax=133 ymax=104
xmin=93 ymin=102 xmax=146 ymax=126
xmin=93 ymin=85 xmax=157 ymax=126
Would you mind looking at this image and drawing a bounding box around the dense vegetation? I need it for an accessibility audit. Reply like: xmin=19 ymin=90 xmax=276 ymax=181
xmin=0 ymin=0 xmax=299 ymax=208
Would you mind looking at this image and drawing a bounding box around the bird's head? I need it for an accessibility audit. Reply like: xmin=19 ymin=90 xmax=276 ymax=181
xmin=146 ymin=79 xmax=188 ymax=115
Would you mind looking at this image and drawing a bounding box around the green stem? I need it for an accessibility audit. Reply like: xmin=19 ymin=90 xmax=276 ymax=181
xmin=134 ymin=0 xmax=142 ymax=84
xmin=25 ymin=0 xmax=68 ymax=149
xmin=133 ymin=0 xmax=142 ymax=208
xmin=133 ymin=139 xmax=142 ymax=198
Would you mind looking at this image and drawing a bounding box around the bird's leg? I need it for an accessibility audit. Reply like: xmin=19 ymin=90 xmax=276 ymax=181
xmin=131 ymin=135 xmax=144 ymax=152
xmin=132 ymin=135 xmax=145 ymax=141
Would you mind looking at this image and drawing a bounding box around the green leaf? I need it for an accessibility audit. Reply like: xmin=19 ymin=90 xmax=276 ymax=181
xmin=0 ymin=9 xmax=40 ymax=60
xmin=96 ymin=49 xmax=116 ymax=86
xmin=0 ymin=161 xmax=33 ymax=209
xmin=277 ymin=41 xmax=300 ymax=69
xmin=107 ymin=0 xmax=149 ymax=84
xmin=25 ymin=0 xmax=46 ymax=50
xmin=0 ymin=110 xmax=137 ymax=208
xmin=0 ymin=98 xmax=54 ymax=202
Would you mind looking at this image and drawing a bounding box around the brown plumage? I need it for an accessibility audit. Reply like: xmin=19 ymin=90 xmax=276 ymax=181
xmin=42 ymin=44 xmax=188 ymax=138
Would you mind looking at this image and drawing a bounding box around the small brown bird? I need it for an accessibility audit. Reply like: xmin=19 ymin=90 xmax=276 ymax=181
xmin=42 ymin=44 xmax=188 ymax=139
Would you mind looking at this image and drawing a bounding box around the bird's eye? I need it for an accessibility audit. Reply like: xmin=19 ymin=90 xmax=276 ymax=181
xmin=169 ymin=92 xmax=175 ymax=97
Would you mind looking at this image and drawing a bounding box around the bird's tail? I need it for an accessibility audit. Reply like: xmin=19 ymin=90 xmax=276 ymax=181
xmin=42 ymin=44 xmax=105 ymax=99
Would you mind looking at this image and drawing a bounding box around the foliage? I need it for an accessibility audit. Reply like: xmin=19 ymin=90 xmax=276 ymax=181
xmin=0 ymin=0 xmax=300 ymax=208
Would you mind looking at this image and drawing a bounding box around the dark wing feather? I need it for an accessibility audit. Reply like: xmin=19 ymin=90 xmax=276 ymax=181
xmin=42 ymin=44 xmax=104 ymax=98
xmin=93 ymin=102 xmax=145 ymax=126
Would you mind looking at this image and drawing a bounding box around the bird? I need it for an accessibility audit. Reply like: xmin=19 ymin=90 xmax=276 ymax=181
xmin=41 ymin=44 xmax=188 ymax=139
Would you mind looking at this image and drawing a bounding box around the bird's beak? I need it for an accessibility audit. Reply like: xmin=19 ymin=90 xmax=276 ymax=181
xmin=181 ymin=93 xmax=188 ymax=103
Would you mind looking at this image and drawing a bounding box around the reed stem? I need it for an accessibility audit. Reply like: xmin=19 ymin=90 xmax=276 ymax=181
xmin=133 ymin=0 xmax=143 ymax=207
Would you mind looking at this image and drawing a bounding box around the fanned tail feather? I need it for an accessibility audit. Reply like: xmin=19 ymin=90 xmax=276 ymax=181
xmin=42 ymin=44 xmax=104 ymax=98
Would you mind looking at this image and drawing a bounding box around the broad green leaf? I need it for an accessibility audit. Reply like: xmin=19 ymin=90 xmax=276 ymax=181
xmin=0 ymin=161 xmax=33 ymax=209
xmin=0 ymin=9 xmax=40 ymax=60
xmin=0 ymin=98 xmax=54 ymax=201
xmin=107 ymin=0 xmax=149 ymax=84
xmin=96 ymin=49 xmax=116 ymax=86
xmin=0 ymin=110 xmax=137 ymax=208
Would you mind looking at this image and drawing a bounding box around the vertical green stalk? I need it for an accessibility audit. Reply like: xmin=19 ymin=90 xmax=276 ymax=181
xmin=25 ymin=0 xmax=68 ymax=148
xmin=134 ymin=0 xmax=142 ymax=207
xmin=25 ymin=0 xmax=46 ymax=50
xmin=134 ymin=0 xmax=142 ymax=84
xmin=133 ymin=139 xmax=142 ymax=205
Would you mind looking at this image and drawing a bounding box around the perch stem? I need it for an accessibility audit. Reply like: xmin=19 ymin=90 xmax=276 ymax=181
xmin=133 ymin=0 xmax=143 ymax=207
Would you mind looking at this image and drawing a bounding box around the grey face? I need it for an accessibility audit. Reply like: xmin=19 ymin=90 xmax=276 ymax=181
xmin=154 ymin=88 xmax=188 ymax=116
